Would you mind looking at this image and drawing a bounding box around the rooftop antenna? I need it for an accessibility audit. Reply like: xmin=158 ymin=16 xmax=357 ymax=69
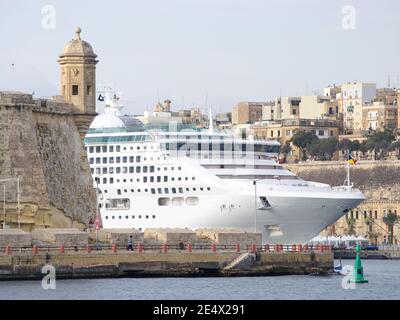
xmin=388 ymin=75 xmax=391 ymax=88
xmin=208 ymin=106 xmax=214 ymax=134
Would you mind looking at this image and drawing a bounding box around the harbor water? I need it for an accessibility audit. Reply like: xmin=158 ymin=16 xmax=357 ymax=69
xmin=1 ymin=260 xmax=399 ymax=300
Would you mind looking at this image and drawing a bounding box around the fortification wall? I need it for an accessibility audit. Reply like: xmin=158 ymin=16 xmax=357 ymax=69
xmin=285 ymin=160 xmax=400 ymax=201
xmin=0 ymin=92 xmax=96 ymax=230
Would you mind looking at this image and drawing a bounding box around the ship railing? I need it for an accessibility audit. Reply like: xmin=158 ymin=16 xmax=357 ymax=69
xmin=0 ymin=243 xmax=333 ymax=255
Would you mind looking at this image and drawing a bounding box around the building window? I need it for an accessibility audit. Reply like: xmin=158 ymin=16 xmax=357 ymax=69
xmin=72 ymin=85 xmax=79 ymax=96
xmin=87 ymin=85 xmax=92 ymax=96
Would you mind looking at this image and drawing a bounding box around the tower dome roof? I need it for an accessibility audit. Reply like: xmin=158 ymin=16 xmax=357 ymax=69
xmin=60 ymin=27 xmax=97 ymax=57
xmin=90 ymin=113 xmax=126 ymax=130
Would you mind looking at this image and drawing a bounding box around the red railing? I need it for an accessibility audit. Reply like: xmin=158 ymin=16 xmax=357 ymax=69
xmin=0 ymin=243 xmax=333 ymax=255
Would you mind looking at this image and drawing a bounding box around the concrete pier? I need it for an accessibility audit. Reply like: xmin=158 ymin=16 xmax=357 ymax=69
xmin=0 ymin=249 xmax=333 ymax=281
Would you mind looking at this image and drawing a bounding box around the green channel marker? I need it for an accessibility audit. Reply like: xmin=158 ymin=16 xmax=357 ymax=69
xmin=351 ymin=244 xmax=368 ymax=283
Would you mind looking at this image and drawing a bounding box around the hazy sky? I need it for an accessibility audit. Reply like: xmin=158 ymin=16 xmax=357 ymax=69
xmin=1 ymin=0 xmax=400 ymax=114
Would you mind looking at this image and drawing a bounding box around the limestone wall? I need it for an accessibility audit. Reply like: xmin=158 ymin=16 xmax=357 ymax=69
xmin=0 ymin=92 xmax=96 ymax=230
xmin=31 ymin=229 xmax=88 ymax=246
xmin=285 ymin=160 xmax=400 ymax=201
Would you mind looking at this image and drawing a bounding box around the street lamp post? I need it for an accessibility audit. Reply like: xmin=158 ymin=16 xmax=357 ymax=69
xmin=2 ymin=184 xmax=5 ymax=230
xmin=253 ymin=179 xmax=262 ymax=233
xmin=0 ymin=177 xmax=21 ymax=229
xmin=94 ymin=174 xmax=105 ymax=247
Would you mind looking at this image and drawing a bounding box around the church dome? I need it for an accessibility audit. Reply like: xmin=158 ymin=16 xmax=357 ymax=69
xmin=60 ymin=27 xmax=96 ymax=57
xmin=90 ymin=113 xmax=126 ymax=130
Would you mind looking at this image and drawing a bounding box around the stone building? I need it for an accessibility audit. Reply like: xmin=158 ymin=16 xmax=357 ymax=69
xmin=320 ymin=201 xmax=400 ymax=245
xmin=362 ymin=102 xmax=398 ymax=131
xmin=232 ymin=102 xmax=263 ymax=125
xmin=0 ymin=28 xmax=97 ymax=230
xmin=242 ymin=118 xmax=339 ymax=161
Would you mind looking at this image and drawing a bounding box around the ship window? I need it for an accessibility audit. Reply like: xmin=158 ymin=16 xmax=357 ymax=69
xmin=102 ymin=157 xmax=107 ymax=164
xmin=116 ymin=146 xmax=121 ymax=152
xmin=109 ymin=167 xmax=114 ymax=174
xmin=164 ymin=176 xmax=168 ymax=182
xmin=131 ymin=189 xmax=134 ymax=193
xmin=207 ymin=187 xmax=211 ymax=191
xmin=186 ymin=197 xmax=199 ymax=206
xmin=151 ymin=188 xmax=156 ymax=194
xmin=129 ymin=156 xmax=134 ymax=163
xmin=129 ymin=167 xmax=134 ymax=173
xmin=158 ymin=188 xmax=162 ymax=194
xmin=178 ymin=167 xmax=182 ymax=170
xmin=158 ymin=198 xmax=171 ymax=206
xmin=112 ymin=216 xmax=115 ymax=219
xmin=102 ymin=168 xmax=107 ymax=174
xmin=178 ymin=177 xmax=182 ymax=181
xmin=186 ymin=188 xmax=189 ymax=191
xmin=179 ymin=188 xmax=183 ymax=193
xmin=143 ymin=166 xmax=148 ymax=173
xmin=150 ymin=166 xmax=155 ymax=173
xmin=136 ymin=156 xmax=141 ymax=163
xmin=164 ymin=188 xmax=169 ymax=194
xmin=102 ymin=146 xmax=107 ymax=153
xmin=96 ymin=147 xmax=101 ymax=153
xmin=105 ymin=216 xmax=109 ymax=220
xmin=109 ymin=157 xmax=114 ymax=164
xmin=137 ymin=189 xmax=141 ymax=193
xmin=200 ymin=187 xmax=204 ymax=191
xmin=109 ymin=146 xmax=114 ymax=152
xmin=105 ymin=198 xmax=130 ymax=210
xmin=146 ymin=215 xmax=149 ymax=219
xmin=150 ymin=177 xmax=154 ymax=182
xmin=143 ymin=177 xmax=148 ymax=183
xmin=136 ymin=167 xmax=141 ymax=173
xmin=123 ymin=157 xmax=127 ymax=163
xmin=89 ymin=147 xmax=94 ymax=153
xmin=95 ymin=168 xmax=100 ymax=174
xmin=138 ymin=215 xmax=142 ymax=219
xmin=172 ymin=188 xmax=177 ymax=194
xmin=116 ymin=167 xmax=121 ymax=174
xmin=117 ymin=189 xmax=121 ymax=195
xmin=192 ymin=177 xmax=195 ymax=180
xmin=122 ymin=167 xmax=127 ymax=174
xmin=172 ymin=197 xmax=184 ymax=206
xmin=157 ymin=176 xmax=161 ymax=182
xmin=96 ymin=158 xmax=100 ymax=164
xmin=125 ymin=215 xmax=128 ymax=219
xmin=89 ymin=158 xmax=94 ymax=164
xmin=110 ymin=178 xmax=114 ymax=184
xmin=103 ymin=178 xmax=107 ymax=184
xmin=171 ymin=178 xmax=175 ymax=181
xmin=132 ymin=216 xmax=135 ymax=219
xmin=116 ymin=157 xmax=121 ymax=164
xmin=193 ymin=188 xmax=196 ymax=191
xmin=72 ymin=85 xmax=79 ymax=96
xmin=152 ymin=215 xmax=156 ymax=219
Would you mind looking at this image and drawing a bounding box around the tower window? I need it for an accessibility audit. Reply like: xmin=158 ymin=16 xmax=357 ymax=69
xmin=87 ymin=85 xmax=92 ymax=96
xmin=72 ymin=85 xmax=79 ymax=96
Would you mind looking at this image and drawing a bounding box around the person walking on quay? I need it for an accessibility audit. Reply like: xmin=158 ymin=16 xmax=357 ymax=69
xmin=127 ymin=235 xmax=134 ymax=251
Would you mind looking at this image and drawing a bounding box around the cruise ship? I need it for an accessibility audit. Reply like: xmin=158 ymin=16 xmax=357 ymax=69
xmin=84 ymin=89 xmax=365 ymax=244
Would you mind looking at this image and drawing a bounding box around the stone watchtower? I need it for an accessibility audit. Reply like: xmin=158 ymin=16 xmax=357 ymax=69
xmin=58 ymin=27 xmax=98 ymax=138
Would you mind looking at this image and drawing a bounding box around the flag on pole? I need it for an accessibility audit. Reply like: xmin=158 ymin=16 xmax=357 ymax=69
xmin=98 ymin=94 xmax=105 ymax=102
xmin=348 ymin=152 xmax=357 ymax=165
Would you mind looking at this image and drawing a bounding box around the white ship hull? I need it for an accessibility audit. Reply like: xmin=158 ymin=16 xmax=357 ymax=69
xmin=86 ymin=89 xmax=366 ymax=244
xmin=99 ymin=177 xmax=365 ymax=244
